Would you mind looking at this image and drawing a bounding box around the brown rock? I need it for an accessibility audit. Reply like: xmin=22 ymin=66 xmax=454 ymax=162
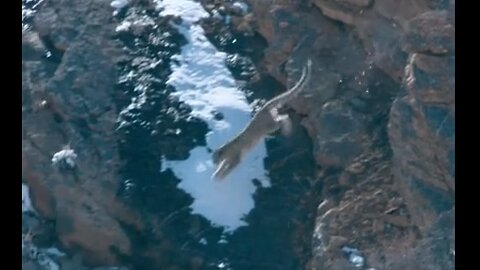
xmin=388 ymin=54 xmax=454 ymax=233
xmin=382 ymin=214 xmax=410 ymax=228
xmin=55 ymin=187 xmax=131 ymax=265
xmin=313 ymin=0 xmax=363 ymax=26
xmin=23 ymin=261 xmax=41 ymax=270
xmin=247 ymin=0 xmax=454 ymax=269
xmin=404 ymin=53 xmax=455 ymax=103
xmin=23 ymin=0 xmax=145 ymax=266
xmin=326 ymin=235 xmax=348 ymax=251
xmin=22 ymin=30 xmax=46 ymax=61
xmin=374 ymin=0 xmax=430 ymax=26
xmin=414 ymin=52 xmax=452 ymax=74
xmin=402 ymin=10 xmax=455 ymax=55
xmin=312 ymin=100 xmax=368 ymax=168
xmin=22 ymin=153 xmax=57 ymax=219
xmin=33 ymin=0 xmax=116 ymax=52
xmin=388 ymin=10 xmax=455 ymax=234
xmin=335 ymin=0 xmax=373 ymax=8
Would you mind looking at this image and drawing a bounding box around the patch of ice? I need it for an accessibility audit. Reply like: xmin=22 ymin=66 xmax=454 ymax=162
xmin=37 ymin=253 xmax=60 ymax=270
xmin=350 ymin=254 xmax=364 ymax=268
xmin=111 ymin=0 xmax=129 ymax=10
xmin=156 ymin=0 xmax=209 ymax=24
xmin=341 ymin=246 xmax=365 ymax=268
xmin=218 ymin=238 xmax=228 ymax=244
xmin=199 ymin=238 xmax=208 ymax=245
xmin=22 ymin=184 xmax=36 ymax=214
xmin=116 ymin=15 xmax=156 ymax=33
xmin=44 ymin=247 xmax=66 ymax=257
xmin=51 ymin=148 xmax=77 ymax=168
xmin=217 ymin=261 xmax=230 ymax=269
xmin=115 ymin=21 xmax=132 ymax=32
xmin=157 ymin=0 xmax=270 ymax=233
xmin=232 ymin=2 xmax=249 ymax=15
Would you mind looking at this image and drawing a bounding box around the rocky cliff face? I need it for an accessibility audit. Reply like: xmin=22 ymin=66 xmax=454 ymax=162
xmin=22 ymin=0 xmax=454 ymax=269
xmin=23 ymin=0 xmax=209 ymax=268
xmin=233 ymin=0 xmax=454 ymax=268
xmin=22 ymin=0 xmax=144 ymax=265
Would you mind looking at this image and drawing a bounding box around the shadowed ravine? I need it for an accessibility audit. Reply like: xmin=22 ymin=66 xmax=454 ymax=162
xmin=111 ymin=1 xmax=318 ymax=269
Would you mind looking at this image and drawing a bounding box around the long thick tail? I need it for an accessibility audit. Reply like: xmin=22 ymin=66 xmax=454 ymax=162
xmin=269 ymin=59 xmax=312 ymax=108
xmin=288 ymin=58 xmax=312 ymax=95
